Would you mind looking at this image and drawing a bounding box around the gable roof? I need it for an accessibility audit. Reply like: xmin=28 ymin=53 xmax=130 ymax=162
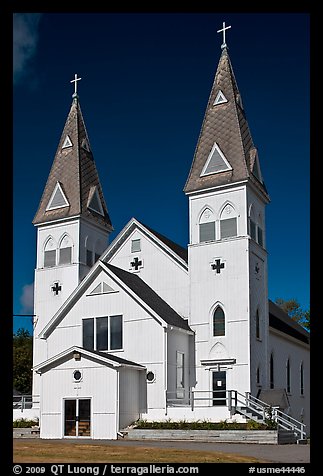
xmin=268 ymin=300 xmax=309 ymax=345
xmin=40 ymin=259 xmax=191 ymax=339
xmin=33 ymin=345 xmax=145 ymax=373
xmin=103 ymin=263 xmax=191 ymax=332
xmin=142 ymin=223 xmax=188 ymax=263
xmin=102 ymin=217 xmax=188 ymax=268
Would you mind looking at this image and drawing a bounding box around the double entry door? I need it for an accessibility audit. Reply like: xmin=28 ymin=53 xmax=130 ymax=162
xmin=64 ymin=398 xmax=91 ymax=437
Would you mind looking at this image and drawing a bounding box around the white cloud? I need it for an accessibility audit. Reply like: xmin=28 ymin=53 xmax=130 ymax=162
xmin=20 ymin=282 xmax=34 ymax=313
xmin=13 ymin=13 xmax=42 ymax=85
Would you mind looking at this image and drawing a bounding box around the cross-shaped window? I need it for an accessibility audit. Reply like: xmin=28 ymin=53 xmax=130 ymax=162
xmin=130 ymin=257 xmax=142 ymax=271
xmin=211 ymin=259 xmax=225 ymax=274
xmin=51 ymin=282 xmax=62 ymax=295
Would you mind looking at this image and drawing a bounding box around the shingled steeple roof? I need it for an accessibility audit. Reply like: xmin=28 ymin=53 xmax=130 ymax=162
xmin=184 ymin=46 xmax=269 ymax=201
xmin=33 ymin=94 xmax=113 ymax=231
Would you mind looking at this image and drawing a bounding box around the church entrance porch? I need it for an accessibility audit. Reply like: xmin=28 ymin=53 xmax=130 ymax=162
xmin=64 ymin=398 xmax=91 ymax=437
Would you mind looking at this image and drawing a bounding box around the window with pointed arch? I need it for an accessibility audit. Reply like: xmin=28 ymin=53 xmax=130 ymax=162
xmin=248 ymin=205 xmax=257 ymax=241
xmin=213 ymin=306 xmax=225 ymax=337
xmin=286 ymin=358 xmax=291 ymax=394
xmin=300 ymin=361 xmax=304 ymax=396
xmin=220 ymin=203 xmax=237 ymax=239
xmin=256 ymin=365 xmax=261 ymax=386
xmin=256 ymin=309 xmax=260 ymax=339
xmin=85 ymin=236 xmax=94 ymax=267
xmin=270 ymin=353 xmax=274 ymax=389
xmin=59 ymin=234 xmax=73 ymax=265
xmin=44 ymin=237 xmax=57 ymax=268
xmin=199 ymin=207 xmax=215 ymax=243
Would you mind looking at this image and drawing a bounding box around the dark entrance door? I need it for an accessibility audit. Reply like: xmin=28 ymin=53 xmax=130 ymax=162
xmin=64 ymin=399 xmax=91 ymax=437
xmin=212 ymin=371 xmax=226 ymax=406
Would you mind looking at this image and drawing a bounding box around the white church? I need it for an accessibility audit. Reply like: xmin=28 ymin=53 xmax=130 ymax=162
xmin=30 ymin=26 xmax=310 ymax=441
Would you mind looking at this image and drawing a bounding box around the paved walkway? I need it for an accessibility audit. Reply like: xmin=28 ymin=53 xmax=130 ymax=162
xmin=17 ymin=438 xmax=310 ymax=463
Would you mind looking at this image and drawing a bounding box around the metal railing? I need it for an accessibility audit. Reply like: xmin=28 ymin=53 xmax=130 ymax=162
xmin=13 ymin=395 xmax=40 ymax=411
xmin=166 ymin=389 xmax=228 ymax=410
xmin=228 ymin=390 xmax=306 ymax=440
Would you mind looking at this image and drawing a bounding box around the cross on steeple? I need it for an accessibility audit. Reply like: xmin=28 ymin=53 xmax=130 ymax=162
xmin=70 ymin=73 xmax=82 ymax=97
xmin=131 ymin=257 xmax=142 ymax=271
xmin=51 ymin=282 xmax=62 ymax=295
xmin=217 ymin=21 xmax=232 ymax=49
xmin=211 ymin=259 xmax=225 ymax=274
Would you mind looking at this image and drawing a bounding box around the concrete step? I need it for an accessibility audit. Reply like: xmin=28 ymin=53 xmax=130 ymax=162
xmin=125 ymin=429 xmax=279 ymax=444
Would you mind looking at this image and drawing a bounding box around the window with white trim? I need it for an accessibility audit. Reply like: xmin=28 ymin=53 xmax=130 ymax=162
xmin=199 ymin=208 xmax=215 ymax=243
xmin=220 ymin=204 xmax=237 ymax=239
xmin=82 ymin=315 xmax=123 ymax=351
xmin=59 ymin=234 xmax=72 ymax=265
xmin=286 ymin=358 xmax=291 ymax=394
xmin=270 ymin=353 xmax=274 ymax=389
xmin=213 ymin=306 xmax=225 ymax=336
xmin=44 ymin=237 xmax=57 ymax=268
xmin=256 ymin=309 xmax=260 ymax=339
xmin=300 ymin=362 xmax=304 ymax=396
xmin=131 ymin=239 xmax=141 ymax=253
xmin=176 ymin=352 xmax=185 ymax=398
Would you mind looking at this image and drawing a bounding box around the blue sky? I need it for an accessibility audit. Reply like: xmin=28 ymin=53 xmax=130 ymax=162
xmin=13 ymin=13 xmax=310 ymax=334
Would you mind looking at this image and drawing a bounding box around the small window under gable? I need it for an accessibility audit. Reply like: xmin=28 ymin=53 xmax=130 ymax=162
xmin=200 ymin=142 xmax=232 ymax=176
xmin=62 ymin=135 xmax=73 ymax=149
xmin=131 ymin=239 xmax=141 ymax=253
xmin=88 ymin=282 xmax=116 ymax=295
xmin=87 ymin=186 xmax=104 ymax=216
xmin=213 ymin=90 xmax=228 ymax=106
xmin=46 ymin=182 xmax=69 ymax=211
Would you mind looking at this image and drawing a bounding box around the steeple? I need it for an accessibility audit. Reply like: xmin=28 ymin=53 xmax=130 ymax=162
xmin=33 ymin=83 xmax=113 ymax=232
xmin=184 ymin=42 xmax=269 ymax=201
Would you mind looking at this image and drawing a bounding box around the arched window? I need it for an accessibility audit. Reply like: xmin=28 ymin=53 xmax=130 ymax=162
xmin=85 ymin=236 xmax=93 ymax=267
xmin=257 ymin=213 xmax=264 ymax=247
xmin=220 ymin=203 xmax=237 ymax=239
xmin=59 ymin=234 xmax=73 ymax=265
xmin=286 ymin=358 xmax=291 ymax=394
xmin=213 ymin=306 xmax=225 ymax=336
xmin=256 ymin=365 xmax=261 ymax=386
xmin=94 ymin=239 xmax=102 ymax=263
xmin=256 ymin=309 xmax=260 ymax=339
xmin=199 ymin=207 xmax=215 ymax=243
xmin=249 ymin=205 xmax=257 ymax=241
xmin=270 ymin=353 xmax=274 ymax=389
xmin=44 ymin=237 xmax=57 ymax=268
xmin=300 ymin=362 xmax=304 ymax=396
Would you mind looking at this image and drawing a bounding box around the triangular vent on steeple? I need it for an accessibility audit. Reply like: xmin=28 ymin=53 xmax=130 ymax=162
xmin=87 ymin=186 xmax=104 ymax=216
xmin=88 ymin=282 xmax=116 ymax=295
xmin=46 ymin=182 xmax=69 ymax=211
xmin=252 ymin=153 xmax=263 ymax=183
xmin=62 ymin=135 xmax=73 ymax=149
xmin=213 ymin=90 xmax=228 ymax=105
xmin=81 ymin=138 xmax=90 ymax=152
xmin=201 ymin=142 xmax=232 ymax=176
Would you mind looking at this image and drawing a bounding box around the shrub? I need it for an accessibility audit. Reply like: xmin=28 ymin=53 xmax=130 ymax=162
xmin=13 ymin=418 xmax=39 ymax=428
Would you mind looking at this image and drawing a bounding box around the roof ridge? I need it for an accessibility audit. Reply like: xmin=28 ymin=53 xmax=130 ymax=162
xmin=105 ymin=262 xmax=191 ymax=332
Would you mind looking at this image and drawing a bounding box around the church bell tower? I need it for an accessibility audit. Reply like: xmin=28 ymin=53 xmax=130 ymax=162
xmin=32 ymin=75 xmax=113 ymax=393
xmin=184 ymin=24 xmax=270 ymax=400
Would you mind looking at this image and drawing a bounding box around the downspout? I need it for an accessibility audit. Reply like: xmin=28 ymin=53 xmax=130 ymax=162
xmin=163 ymin=326 xmax=168 ymax=415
